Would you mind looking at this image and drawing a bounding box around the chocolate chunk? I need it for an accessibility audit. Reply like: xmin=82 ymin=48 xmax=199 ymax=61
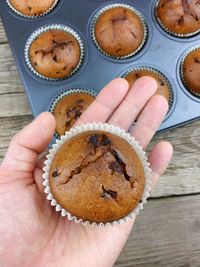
xmin=52 ymin=170 xmax=59 ymax=178
xmin=53 ymin=55 xmax=58 ymax=62
xmin=194 ymin=57 xmax=200 ymax=63
xmin=101 ymin=135 xmax=111 ymax=146
xmin=89 ymin=135 xmax=99 ymax=148
xmin=159 ymin=79 xmax=165 ymax=86
xmin=109 ymin=161 xmax=123 ymax=174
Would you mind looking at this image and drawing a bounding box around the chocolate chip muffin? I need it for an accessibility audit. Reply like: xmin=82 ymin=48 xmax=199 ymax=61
xmin=49 ymin=131 xmax=145 ymax=223
xmin=156 ymin=0 xmax=200 ymax=35
xmin=182 ymin=48 xmax=200 ymax=96
xmin=124 ymin=68 xmax=172 ymax=103
xmin=52 ymin=91 xmax=95 ymax=136
xmin=9 ymin=0 xmax=57 ymax=16
xmin=29 ymin=29 xmax=82 ymax=79
xmin=94 ymin=5 xmax=146 ymax=58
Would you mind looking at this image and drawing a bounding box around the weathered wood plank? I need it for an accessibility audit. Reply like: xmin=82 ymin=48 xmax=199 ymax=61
xmin=0 ymin=20 xmax=7 ymax=44
xmin=115 ymin=194 xmax=200 ymax=267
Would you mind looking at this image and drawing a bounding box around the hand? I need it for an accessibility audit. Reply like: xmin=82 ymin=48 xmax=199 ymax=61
xmin=0 ymin=78 xmax=173 ymax=267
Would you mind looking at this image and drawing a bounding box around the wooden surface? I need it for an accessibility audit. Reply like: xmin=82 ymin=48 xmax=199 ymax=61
xmin=0 ymin=19 xmax=200 ymax=266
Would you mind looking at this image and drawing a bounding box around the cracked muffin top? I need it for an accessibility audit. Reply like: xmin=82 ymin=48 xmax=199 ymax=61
xmin=49 ymin=131 xmax=145 ymax=223
xmin=9 ymin=0 xmax=57 ymax=16
xmin=52 ymin=92 xmax=95 ymax=136
xmin=124 ymin=69 xmax=171 ymax=103
xmin=29 ymin=30 xmax=81 ymax=79
xmin=182 ymin=48 xmax=200 ymax=95
xmin=94 ymin=6 xmax=145 ymax=57
xmin=156 ymin=0 xmax=200 ymax=35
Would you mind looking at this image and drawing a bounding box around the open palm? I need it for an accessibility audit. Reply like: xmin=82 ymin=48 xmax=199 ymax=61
xmin=0 ymin=78 xmax=173 ymax=267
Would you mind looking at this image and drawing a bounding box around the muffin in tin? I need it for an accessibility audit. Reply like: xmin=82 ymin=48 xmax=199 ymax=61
xmin=92 ymin=4 xmax=147 ymax=59
xmin=26 ymin=25 xmax=84 ymax=80
xmin=51 ymin=90 xmax=96 ymax=137
xmin=48 ymin=129 xmax=146 ymax=223
xmin=181 ymin=47 xmax=200 ymax=97
xmin=7 ymin=0 xmax=58 ymax=17
xmin=156 ymin=0 xmax=200 ymax=37
xmin=123 ymin=67 xmax=173 ymax=105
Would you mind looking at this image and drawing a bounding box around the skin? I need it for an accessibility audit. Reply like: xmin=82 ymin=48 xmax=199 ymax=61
xmin=0 ymin=77 xmax=173 ymax=267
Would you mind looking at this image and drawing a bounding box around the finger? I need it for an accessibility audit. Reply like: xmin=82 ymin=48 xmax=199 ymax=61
xmin=148 ymin=141 xmax=173 ymax=188
xmin=108 ymin=77 xmax=157 ymax=131
xmin=2 ymin=112 xmax=55 ymax=174
xmin=75 ymin=78 xmax=129 ymax=126
xmin=131 ymin=95 xmax=168 ymax=149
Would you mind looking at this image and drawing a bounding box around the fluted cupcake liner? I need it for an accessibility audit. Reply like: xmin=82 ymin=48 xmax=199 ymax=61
xmin=155 ymin=0 xmax=200 ymax=38
xmin=50 ymin=88 xmax=97 ymax=139
xmin=91 ymin=3 xmax=148 ymax=60
xmin=42 ymin=123 xmax=152 ymax=227
xmin=180 ymin=46 xmax=200 ymax=98
xmin=24 ymin=24 xmax=84 ymax=81
xmin=122 ymin=66 xmax=174 ymax=111
xmin=6 ymin=0 xmax=59 ymax=19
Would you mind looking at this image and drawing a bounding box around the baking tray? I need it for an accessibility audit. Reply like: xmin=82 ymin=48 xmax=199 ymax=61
xmin=0 ymin=0 xmax=200 ymax=133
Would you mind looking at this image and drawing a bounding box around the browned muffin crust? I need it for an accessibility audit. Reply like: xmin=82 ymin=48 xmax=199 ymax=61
xmin=29 ymin=30 xmax=81 ymax=79
xmin=156 ymin=0 xmax=200 ymax=35
xmin=49 ymin=131 xmax=145 ymax=223
xmin=10 ymin=0 xmax=56 ymax=16
xmin=95 ymin=7 xmax=145 ymax=57
xmin=125 ymin=69 xmax=171 ymax=103
xmin=53 ymin=92 xmax=95 ymax=136
xmin=182 ymin=48 xmax=200 ymax=95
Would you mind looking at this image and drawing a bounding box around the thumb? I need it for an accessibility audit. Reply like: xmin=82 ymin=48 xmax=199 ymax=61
xmin=2 ymin=112 xmax=55 ymax=175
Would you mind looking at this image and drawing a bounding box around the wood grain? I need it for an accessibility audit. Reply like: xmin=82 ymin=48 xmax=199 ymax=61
xmin=0 ymin=21 xmax=7 ymax=43
xmin=115 ymin=194 xmax=200 ymax=267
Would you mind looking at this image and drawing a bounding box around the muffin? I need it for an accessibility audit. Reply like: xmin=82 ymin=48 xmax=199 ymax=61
xmin=93 ymin=4 xmax=146 ymax=58
xmin=8 ymin=0 xmax=58 ymax=17
xmin=48 ymin=130 xmax=145 ymax=223
xmin=182 ymin=48 xmax=200 ymax=96
xmin=156 ymin=0 xmax=200 ymax=36
xmin=28 ymin=28 xmax=82 ymax=79
xmin=51 ymin=90 xmax=95 ymax=136
xmin=124 ymin=68 xmax=172 ymax=104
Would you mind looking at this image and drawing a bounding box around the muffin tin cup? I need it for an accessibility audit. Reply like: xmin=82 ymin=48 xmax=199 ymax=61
xmin=91 ymin=3 xmax=148 ymax=60
xmin=180 ymin=46 xmax=200 ymax=98
xmin=6 ymin=0 xmax=59 ymax=19
xmin=122 ymin=66 xmax=174 ymax=111
xmin=155 ymin=0 xmax=200 ymax=38
xmin=42 ymin=123 xmax=152 ymax=227
xmin=50 ymin=88 xmax=97 ymax=139
xmin=24 ymin=24 xmax=84 ymax=81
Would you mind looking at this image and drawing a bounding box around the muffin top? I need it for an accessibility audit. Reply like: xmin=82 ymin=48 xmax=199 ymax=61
xmin=182 ymin=48 xmax=200 ymax=95
xmin=29 ymin=30 xmax=81 ymax=79
xmin=156 ymin=0 xmax=200 ymax=35
xmin=52 ymin=92 xmax=95 ymax=136
xmin=124 ymin=69 xmax=171 ymax=103
xmin=10 ymin=0 xmax=56 ymax=16
xmin=94 ymin=6 xmax=145 ymax=57
xmin=49 ymin=131 xmax=145 ymax=223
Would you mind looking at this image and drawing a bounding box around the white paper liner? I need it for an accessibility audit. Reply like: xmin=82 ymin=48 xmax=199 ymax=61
xmin=91 ymin=3 xmax=148 ymax=59
xmin=49 ymin=89 xmax=96 ymax=139
xmin=24 ymin=24 xmax=84 ymax=81
xmin=7 ymin=0 xmax=59 ymax=19
xmin=122 ymin=66 xmax=174 ymax=110
xmin=42 ymin=123 xmax=152 ymax=227
xmin=180 ymin=46 xmax=200 ymax=97
xmin=155 ymin=0 xmax=200 ymax=38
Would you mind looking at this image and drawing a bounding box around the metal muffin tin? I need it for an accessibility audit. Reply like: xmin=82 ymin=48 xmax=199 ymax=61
xmin=0 ymin=0 xmax=200 ymax=133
